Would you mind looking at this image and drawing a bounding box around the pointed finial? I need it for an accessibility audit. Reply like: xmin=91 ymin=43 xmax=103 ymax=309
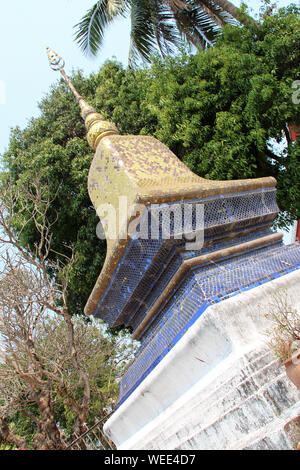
xmin=46 ymin=47 xmax=65 ymax=71
xmin=46 ymin=46 xmax=118 ymax=149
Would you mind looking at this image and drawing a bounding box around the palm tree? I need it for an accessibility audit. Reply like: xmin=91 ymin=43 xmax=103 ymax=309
xmin=74 ymin=0 xmax=252 ymax=65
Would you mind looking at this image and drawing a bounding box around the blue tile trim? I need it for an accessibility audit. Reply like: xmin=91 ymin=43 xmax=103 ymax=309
xmin=116 ymin=243 xmax=300 ymax=409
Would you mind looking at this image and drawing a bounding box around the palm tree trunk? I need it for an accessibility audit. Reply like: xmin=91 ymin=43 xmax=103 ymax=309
xmin=214 ymin=0 xmax=256 ymax=24
xmin=214 ymin=0 xmax=241 ymax=19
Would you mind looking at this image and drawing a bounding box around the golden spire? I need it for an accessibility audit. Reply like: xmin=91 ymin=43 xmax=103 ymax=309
xmin=46 ymin=47 xmax=118 ymax=149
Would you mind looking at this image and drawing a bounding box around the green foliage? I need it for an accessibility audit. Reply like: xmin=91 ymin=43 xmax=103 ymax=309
xmin=2 ymin=72 xmax=105 ymax=316
xmin=6 ymin=410 xmax=37 ymax=449
xmin=0 ymin=443 xmax=17 ymax=450
xmin=1 ymin=6 xmax=299 ymax=317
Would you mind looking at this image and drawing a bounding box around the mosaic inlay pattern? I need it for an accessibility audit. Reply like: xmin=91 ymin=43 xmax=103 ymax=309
xmin=94 ymin=188 xmax=278 ymax=328
xmin=117 ymin=241 xmax=300 ymax=408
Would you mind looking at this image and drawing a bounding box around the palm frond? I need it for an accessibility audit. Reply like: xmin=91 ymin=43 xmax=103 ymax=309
xmin=169 ymin=2 xmax=222 ymax=49
xmin=129 ymin=0 xmax=157 ymax=65
xmin=74 ymin=0 xmax=250 ymax=64
xmin=149 ymin=2 xmax=185 ymax=56
xmin=74 ymin=0 xmax=126 ymax=56
xmin=197 ymin=0 xmax=239 ymax=26
xmin=129 ymin=0 xmax=188 ymax=66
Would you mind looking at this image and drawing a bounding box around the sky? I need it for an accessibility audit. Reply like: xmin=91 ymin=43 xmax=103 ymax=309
xmin=0 ymin=0 xmax=296 ymax=158
xmin=0 ymin=0 xmax=131 ymax=156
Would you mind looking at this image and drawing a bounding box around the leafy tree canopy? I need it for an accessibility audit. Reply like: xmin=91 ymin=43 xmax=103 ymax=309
xmin=2 ymin=5 xmax=299 ymax=317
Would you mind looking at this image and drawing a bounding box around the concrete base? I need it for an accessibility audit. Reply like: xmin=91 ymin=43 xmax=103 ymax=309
xmin=104 ymin=270 xmax=300 ymax=450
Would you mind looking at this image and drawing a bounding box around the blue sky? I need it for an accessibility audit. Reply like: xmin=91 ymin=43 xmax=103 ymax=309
xmin=0 ymin=0 xmax=130 ymax=156
xmin=0 ymin=0 xmax=295 ymax=156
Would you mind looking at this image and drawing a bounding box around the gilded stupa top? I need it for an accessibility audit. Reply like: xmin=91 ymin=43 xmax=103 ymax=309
xmin=46 ymin=47 xmax=277 ymax=330
xmin=46 ymin=47 xmax=118 ymax=149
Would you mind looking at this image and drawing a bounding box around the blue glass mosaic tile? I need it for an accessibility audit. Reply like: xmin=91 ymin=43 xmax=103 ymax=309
xmin=116 ymin=242 xmax=300 ymax=408
xmin=94 ymin=188 xmax=278 ymax=327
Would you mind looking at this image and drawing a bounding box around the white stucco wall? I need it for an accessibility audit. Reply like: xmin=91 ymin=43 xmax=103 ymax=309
xmin=282 ymin=221 xmax=297 ymax=245
xmin=104 ymin=269 xmax=300 ymax=450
